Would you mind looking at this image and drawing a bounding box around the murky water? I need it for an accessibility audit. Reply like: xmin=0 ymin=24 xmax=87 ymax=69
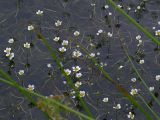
xmin=0 ymin=0 xmax=160 ymax=120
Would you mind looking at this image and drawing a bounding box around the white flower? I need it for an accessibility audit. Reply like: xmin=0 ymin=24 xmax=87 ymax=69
xmin=139 ymin=59 xmax=144 ymax=64
xmin=109 ymin=12 xmax=112 ymax=16
xmin=47 ymin=63 xmax=52 ymax=68
xmin=138 ymin=40 xmax=143 ymax=45
xmin=55 ymin=20 xmax=62 ymax=27
xmin=90 ymin=53 xmax=95 ymax=57
xmin=6 ymin=53 xmax=10 ymax=57
xmin=27 ymin=25 xmax=34 ymax=31
xmin=97 ymin=29 xmax=103 ymax=35
xmin=100 ymin=62 xmax=107 ymax=67
xmin=76 ymin=72 xmax=82 ymax=78
xmin=127 ymin=7 xmax=131 ymax=11
xmin=27 ymin=84 xmax=35 ymax=91
xmin=137 ymin=6 xmax=141 ymax=10
xmin=74 ymin=31 xmax=80 ymax=36
xmin=72 ymin=96 xmax=76 ymax=99
xmin=4 ymin=48 xmax=14 ymax=60
xmin=136 ymin=35 xmax=141 ymax=40
xmin=4 ymin=47 xmax=11 ymax=54
xmin=96 ymin=33 xmax=100 ymax=36
xmin=72 ymin=66 xmax=81 ymax=72
xmin=130 ymin=89 xmax=138 ymax=96
xmin=79 ymin=91 xmax=85 ymax=97
xmin=8 ymin=53 xmax=14 ymax=60
xmin=113 ymin=104 xmax=121 ymax=110
xmin=62 ymin=40 xmax=68 ymax=46
xmin=75 ymin=81 xmax=82 ymax=88
xmin=91 ymin=3 xmax=95 ymax=6
xmin=90 ymin=43 xmax=95 ymax=47
xmin=64 ymin=69 xmax=71 ymax=76
xmin=36 ymin=10 xmax=43 ymax=16
xmin=72 ymin=50 xmax=82 ymax=58
xmin=117 ymin=4 xmax=122 ymax=8
xmin=107 ymin=32 xmax=113 ymax=37
xmin=53 ymin=37 xmax=60 ymax=42
xmin=24 ymin=42 xmax=31 ymax=48
xmin=131 ymin=78 xmax=136 ymax=82
xmin=149 ymin=87 xmax=154 ymax=92
xmin=98 ymin=29 xmax=103 ymax=33
xmin=97 ymin=52 xmax=100 ymax=55
xmin=59 ymin=47 xmax=66 ymax=53
xmin=71 ymin=90 xmax=75 ymax=95
xmin=127 ymin=112 xmax=135 ymax=119
xmin=104 ymin=5 xmax=109 ymax=9
xmin=63 ymin=81 xmax=67 ymax=84
xmin=156 ymin=75 xmax=160 ymax=81
xmin=8 ymin=38 xmax=14 ymax=43
xmin=102 ymin=97 xmax=109 ymax=102
xmin=18 ymin=70 xmax=24 ymax=75
xmin=118 ymin=65 xmax=124 ymax=70
xmin=155 ymin=30 xmax=160 ymax=36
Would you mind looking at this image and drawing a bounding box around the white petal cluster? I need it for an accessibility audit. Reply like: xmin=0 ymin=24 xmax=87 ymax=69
xmin=131 ymin=78 xmax=136 ymax=82
xmin=156 ymin=75 xmax=160 ymax=81
xmin=36 ymin=10 xmax=43 ymax=16
xmin=72 ymin=66 xmax=81 ymax=72
xmin=64 ymin=69 xmax=71 ymax=76
xmin=155 ymin=30 xmax=160 ymax=36
xmin=74 ymin=31 xmax=80 ymax=36
xmin=72 ymin=50 xmax=82 ymax=58
xmin=59 ymin=47 xmax=66 ymax=53
xmin=4 ymin=47 xmax=14 ymax=60
xmin=47 ymin=63 xmax=52 ymax=68
xmin=75 ymin=72 xmax=82 ymax=78
xmin=107 ymin=32 xmax=113 ymax=37
xmin=139 ymin=59 xmax=144 ymax=64
xmin=113 ymin=104 xmax=121 ymax=110
xmin=149 ymin=86 xmax=154 ymax=92
xmin=18 ymin=70 xmax=24 ymax=75
xmin=75 ymin=81 xmax=82 ymax=88
xmin=53 ymin=37 xmax=60 ymax=42
xmin=24 ymin=42 xmax=31 ymax=48
xmin=55 ymin=20 xmax=62 ymax=27
xmin=28 ymin=25 xmax=34 ymax=31
xmin=79 ymin=91 xmax=85 ymax=97
xmin=27 ymin=84 xmax=35 ymax=91
xmin=62 ymin=40 xmax=68 ymax=46
xmin=102 ymin=97 xmax=109 ymax=103
xmin=8 ymin=38 xmax=14 ymax=43
xmin=127 ymin=112 xmax=135 ymax=119
xmin=96 ymin=29 xmax=103 ymax=35
xmin=130 ymin=88 xmax=138 ymax=96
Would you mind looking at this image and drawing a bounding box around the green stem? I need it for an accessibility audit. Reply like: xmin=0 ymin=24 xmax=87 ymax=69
xmin=138 ymin=94 xmax=160 ymax=120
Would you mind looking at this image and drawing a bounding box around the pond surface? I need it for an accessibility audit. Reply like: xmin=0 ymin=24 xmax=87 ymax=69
xmin=0 ymin=0 xmax=160 ymax=120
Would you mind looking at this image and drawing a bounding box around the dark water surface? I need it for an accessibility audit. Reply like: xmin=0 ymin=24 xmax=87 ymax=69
xmin=0 ymin=0 xmax=160 ymax=120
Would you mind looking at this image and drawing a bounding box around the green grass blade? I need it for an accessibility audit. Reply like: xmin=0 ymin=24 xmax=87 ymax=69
xmin=36 ymin=33 xmax=94 ymax=119
xmin=76 ymin=42 xmax=153 ymax=120
xmin=138 ymin=94 xmax=160 ymax=120
xmin=106 ymin=0 xmax=160 ymax=45
xmin=123 ymin=45 xmax=160 ymax=107
xmin=0 ymin=71 xmax=94 ymax=120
